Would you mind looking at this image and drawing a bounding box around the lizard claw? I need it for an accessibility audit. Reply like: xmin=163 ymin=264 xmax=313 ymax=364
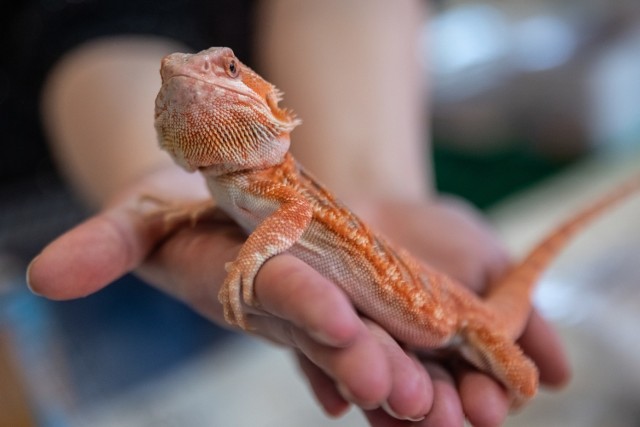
xmin=218 ymin=261 xmax=254 ymax=330
xmin=224 ymin=262 xmax=233 ymax=273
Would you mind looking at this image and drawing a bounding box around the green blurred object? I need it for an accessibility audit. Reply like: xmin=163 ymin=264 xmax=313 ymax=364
xmin=433 ymin=142 xmax=576 ymax=210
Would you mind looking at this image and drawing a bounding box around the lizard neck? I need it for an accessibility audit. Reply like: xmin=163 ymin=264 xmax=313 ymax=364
xmin=197 ymin=133 xmax=293 ymax=177
xmin=203 ymin=151 xmax=297 ymax=182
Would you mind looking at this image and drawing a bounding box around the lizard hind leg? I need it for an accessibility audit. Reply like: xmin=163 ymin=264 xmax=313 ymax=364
xmin=457 ymin=323 xmax=539 ymax=409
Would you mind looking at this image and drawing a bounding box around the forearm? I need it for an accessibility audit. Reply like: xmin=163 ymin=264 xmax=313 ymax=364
xmin=41 ymin=36 xmax=188 ymax=208
xmin=255 ymin=0 xmax=431 ymax=203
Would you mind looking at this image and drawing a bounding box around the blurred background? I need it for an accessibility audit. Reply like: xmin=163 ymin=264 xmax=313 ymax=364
xmin=1 ymin=0 xmax=640 ymax=426
xmin=429 ymin=0 xmax=640 ymax=207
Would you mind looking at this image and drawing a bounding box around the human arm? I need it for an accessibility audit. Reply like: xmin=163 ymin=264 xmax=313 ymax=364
xmin=255 ymin=0 xmax=430 ymax=202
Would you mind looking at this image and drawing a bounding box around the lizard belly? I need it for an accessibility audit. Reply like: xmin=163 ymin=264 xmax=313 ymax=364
xmin=290 ymin=220 xmax=459 ymax=348
xmin=206 ymin=177 xmax=279 ymax=234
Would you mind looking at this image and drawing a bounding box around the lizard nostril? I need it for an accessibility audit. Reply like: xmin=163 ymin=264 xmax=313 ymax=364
xmin=203 ymin=61 xmax=210 ymax=72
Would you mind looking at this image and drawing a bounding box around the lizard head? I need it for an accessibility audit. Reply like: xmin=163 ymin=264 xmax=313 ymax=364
xmin=155 ymin=47 xmax=300 ymax=174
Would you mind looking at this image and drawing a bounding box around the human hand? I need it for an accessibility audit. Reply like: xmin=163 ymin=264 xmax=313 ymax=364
xmin=300 ymin=197 xmax=571 ymax=427
xmin=27 ymin=166 xmax=570 ymax=426
xmin=26 ymin=165 xmax=433 ymax=421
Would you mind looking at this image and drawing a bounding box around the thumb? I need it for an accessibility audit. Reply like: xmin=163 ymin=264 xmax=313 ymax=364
xmin=27 ymin=200 xmax=165 ymax=300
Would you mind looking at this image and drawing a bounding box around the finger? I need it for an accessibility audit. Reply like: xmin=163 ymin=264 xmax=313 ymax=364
xmin=518 ymin=309 xmax=571 ymax=387
xmin=295 ymin=352 xmax=351 ymax=417
xmin=262 ymin=316 xmax=432 ymax=422
xmin=254 ymin=254 xmax=361 ymax=347
xmin=363 ymin=408 xmax=410 ymax=427
xmin=366 ymin=322 xmax=432 ymax=421
xmin=455 ymin=365 xmax=509 ymax=427
xmin=27 ymin=203 xmax=164 ymax=299
xmin=415 ymin=362 xmax=465 ymax=427
xmin=267 ymin=319 xmax=392 ymax=410
xmin=361 ymin=361 xmax=464 ymax=427
xmin=138 ymin=220 xmax=244 ymax=323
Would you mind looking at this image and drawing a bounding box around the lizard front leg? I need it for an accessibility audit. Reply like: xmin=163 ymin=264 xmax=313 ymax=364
xmin=219 ymin=185 xmax=314 ymax=329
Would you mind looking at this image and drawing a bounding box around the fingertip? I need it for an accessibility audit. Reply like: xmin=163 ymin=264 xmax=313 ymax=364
xmin=26 ymin=254 xmax=46 ymax=297
xmin=26 ymin=242 xmax=90 ymax=300
xmin=328 ymin=326 xmax=394 ymax=410
xmin=296 ymin=353 xmax=351 ymax=417
xmin=423 ymin=363 xmax=465 ymax=427
xmin=25 ymin=224 xmax=110 ymax=300
xmin=25 ymin=213 xmax=139 ymax=300
xmin=335 ymin=351 xmax=392 ymax=410
xmin=381 ymin=352 xmax=433 ymax=421
xmin=457 ymin=368 xmax=509 ymax=427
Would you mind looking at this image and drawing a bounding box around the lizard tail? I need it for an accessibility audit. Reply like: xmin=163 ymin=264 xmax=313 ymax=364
xmin=486 ymin=174 xmax=640 ymax=340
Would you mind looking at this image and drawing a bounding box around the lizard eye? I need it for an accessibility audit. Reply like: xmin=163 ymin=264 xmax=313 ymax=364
xmin=227 ymin=59 xmax=239 ymax=78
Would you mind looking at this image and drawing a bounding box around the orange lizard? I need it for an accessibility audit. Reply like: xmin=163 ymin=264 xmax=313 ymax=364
xmin=154 ymin=47 xmax=640 ymax=407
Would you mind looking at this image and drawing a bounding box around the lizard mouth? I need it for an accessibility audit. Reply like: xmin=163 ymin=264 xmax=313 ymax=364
xmin=162 ymin=74 xmax=267 ymax=108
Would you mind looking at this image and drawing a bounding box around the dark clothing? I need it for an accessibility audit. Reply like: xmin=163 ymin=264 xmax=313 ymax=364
xmin=0 ymin=0 xmax=256 ymax=185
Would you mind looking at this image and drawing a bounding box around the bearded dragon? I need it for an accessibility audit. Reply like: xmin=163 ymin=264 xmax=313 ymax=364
xmin=154 ymin=47 xmax=640 ymax=407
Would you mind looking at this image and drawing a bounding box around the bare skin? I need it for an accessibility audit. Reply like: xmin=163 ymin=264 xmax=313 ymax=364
xmin=32 ymin=1 xmax=570 ymax=425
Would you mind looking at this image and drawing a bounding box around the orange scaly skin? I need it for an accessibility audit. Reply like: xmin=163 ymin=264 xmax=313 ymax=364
xmin=154 ymin=47 xmax=640 ymax=407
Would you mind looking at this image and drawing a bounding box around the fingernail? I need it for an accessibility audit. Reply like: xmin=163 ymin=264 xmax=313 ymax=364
xmin=336 ymin=382 xmax=355 ymax=402
xmin=336 ymin=383 xmax=378 ymax=411
xmin=381 ymin=400 xmax=426 ymax=422
xmin=309 ymin=328 xmax=340 ymax=347
xmin=25 ymin=255 xmax=43 ymax=296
